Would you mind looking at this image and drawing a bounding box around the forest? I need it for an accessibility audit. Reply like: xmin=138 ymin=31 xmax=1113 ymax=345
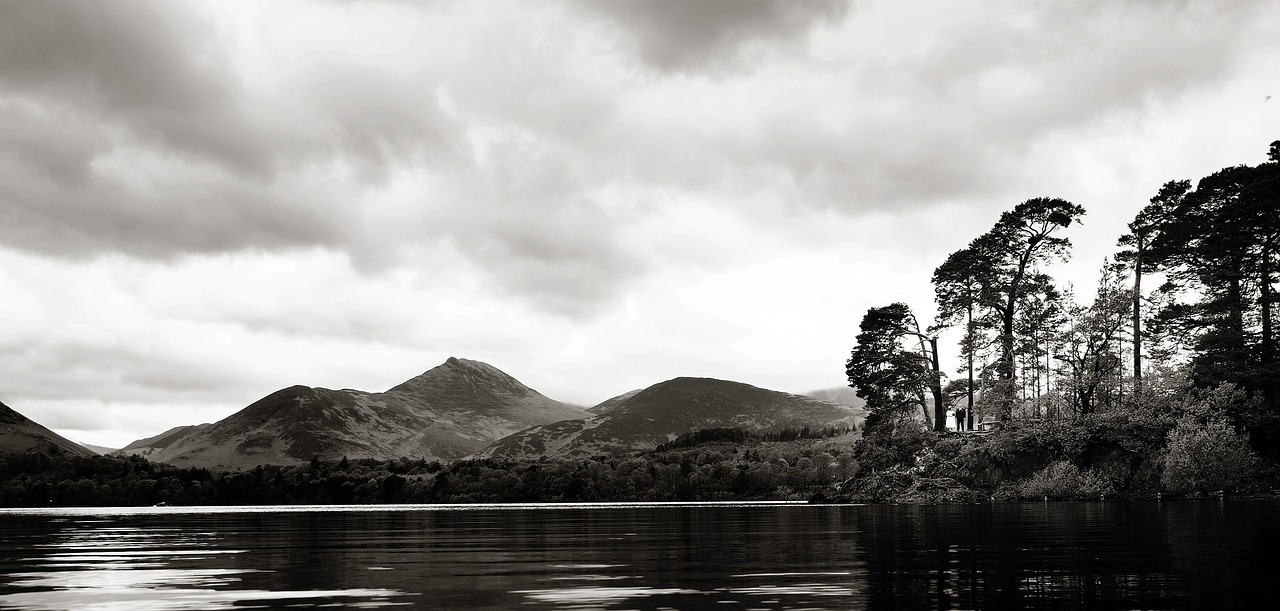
xmin=0 ymin=428 xmax=855 ymax=506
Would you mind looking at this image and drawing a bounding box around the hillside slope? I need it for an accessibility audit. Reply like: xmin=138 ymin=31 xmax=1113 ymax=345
xmin=1 ymin=400 xmax=96 ymax=457
xmin=114 ymin=424 xmax=211 ymax=458
xmin=478 ymin=377 xmax=867 ymax=460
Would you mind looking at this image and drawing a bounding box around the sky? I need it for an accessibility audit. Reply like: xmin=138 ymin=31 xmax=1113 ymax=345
xmin=1 ymin=0 xmax=1277 ymax=448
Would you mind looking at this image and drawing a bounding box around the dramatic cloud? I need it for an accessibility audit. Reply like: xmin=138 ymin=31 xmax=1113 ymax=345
xmin=0 ymin=0 xmax=1277 ymax=446
xmin=576 ymin=0 xmax=850 ymax=71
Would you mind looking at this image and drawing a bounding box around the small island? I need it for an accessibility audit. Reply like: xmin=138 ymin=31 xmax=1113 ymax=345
xmin=833 ymin=141 xmax=1280 ymax=503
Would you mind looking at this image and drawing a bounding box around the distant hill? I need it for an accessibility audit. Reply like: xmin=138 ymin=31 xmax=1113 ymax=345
xmin=806 ymin=387 xmax=867 ymax=410
xmin=585 ymin=389 xmax=642 ymax=414
xmin=78 ymin=442 xmax=118 ymax=455
xmin=0 ymin=399 xmax=96 ymax=457
xmin=146 ymin=358 xmax=587 ymax=470
xmin=477 ymin=377 xmax=866 ymax=460
xmin=114 ymin=424 xmax=211 ymax=458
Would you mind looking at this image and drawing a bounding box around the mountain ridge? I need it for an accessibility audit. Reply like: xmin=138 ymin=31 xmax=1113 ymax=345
xmin=477 ymin=376 xmax=868 ymax=460
xmin=143 ymin=358 xmax=588 ymax=469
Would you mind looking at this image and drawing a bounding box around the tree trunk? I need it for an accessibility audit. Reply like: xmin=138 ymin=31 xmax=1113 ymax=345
xmin=1000 ymin=309 xmax=1016 ymax=420
xmin=929 ymin=337 xmax=945 ymax=432
xmin=1229 ymin=276 xmax=1246 ymax=347
xmin=1132 ymin=244 xmax=1143 ymax=395
xmin=1260 ymin=242 xmax=1275 ymax=408
xmin=1260 ymin=243 xmax=1274 ymax=366
xmin=966 ymin=302 xmax=975 ymax=431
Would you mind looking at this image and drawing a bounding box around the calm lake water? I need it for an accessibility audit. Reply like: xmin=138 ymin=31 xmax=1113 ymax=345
xmin=0 ymin=500 xmax=1275 ymax=610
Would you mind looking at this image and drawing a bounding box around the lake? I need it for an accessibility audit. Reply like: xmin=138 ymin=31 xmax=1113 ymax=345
xmin=0 ymin=500 xmax=1275 ymax=609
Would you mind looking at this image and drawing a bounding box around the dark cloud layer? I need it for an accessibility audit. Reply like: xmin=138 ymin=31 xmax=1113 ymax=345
xmin=0 ymin=1 xmax=329 ymax=259
xmin=0 ymin=1 xmax=273 ymax=176
xmin=0 ymin=0 xmax=1274 ymax=321
xmin=0 ymin=1 xmax=640 ymax=316
xmin=578 ymin=0 xmax=850 ymax=71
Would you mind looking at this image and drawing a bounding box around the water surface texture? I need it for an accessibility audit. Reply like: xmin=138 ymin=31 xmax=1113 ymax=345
xmin=0 ymin=501 xmax=1274 ymax=609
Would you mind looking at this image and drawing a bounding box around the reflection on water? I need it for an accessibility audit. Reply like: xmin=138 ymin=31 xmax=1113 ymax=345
xmin=0 ymin=519 xmax=405 ymax=609
xmin=0 ymin=500 xmax=1276 ymax=610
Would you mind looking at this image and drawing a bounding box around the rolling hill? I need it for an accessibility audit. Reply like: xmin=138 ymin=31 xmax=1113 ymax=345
xmin=476 ymin=377 xmax=868 ymax=460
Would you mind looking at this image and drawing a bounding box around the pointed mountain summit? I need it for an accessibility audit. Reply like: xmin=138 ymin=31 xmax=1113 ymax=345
xmin=388 ymin=357 xmax=554 ymax=410
xmin=1 ymin=399 xmax=95 ymax=457
xmin=477 ymin=377 xmax=867 ymax=460
xmin=144 ymin=358 xmax=586 ymax=470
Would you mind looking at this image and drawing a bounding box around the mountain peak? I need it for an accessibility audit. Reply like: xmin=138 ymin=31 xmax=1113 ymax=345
xmin=441 ymin=356 xmax=503 ymax=375
xmin=386 ymin=358 xmax=533 ymax=399
xmin=143 ymin=357 xmax=587 ymax=468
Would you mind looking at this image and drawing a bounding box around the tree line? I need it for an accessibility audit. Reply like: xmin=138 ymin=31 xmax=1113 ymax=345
xmin=847 ymin=141 xmax=1280 ymax=461
xmin=0 ymin=428 xmax=855 ymax=507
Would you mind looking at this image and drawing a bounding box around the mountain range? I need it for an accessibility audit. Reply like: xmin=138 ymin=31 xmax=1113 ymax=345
xmin=4 ymin=358 xmax=868 ymax=469
xmin=140 ymin=358 xmax=587 ymax=469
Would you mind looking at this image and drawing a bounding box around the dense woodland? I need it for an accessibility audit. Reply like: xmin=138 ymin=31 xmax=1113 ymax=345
xmin=2 ymin=142 xmax=1277 ymax=506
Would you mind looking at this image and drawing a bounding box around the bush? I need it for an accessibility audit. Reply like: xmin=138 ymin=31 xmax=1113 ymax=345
xmin=836 ymin=470 xmax=915 ymax=503
xmin=850 ymin=423 xmax=936 ymax=476
xmin=1161 ymin=417 xmax=1258 ymax=494
xmin=1013 ymin=460 xmax=1114 ymax=500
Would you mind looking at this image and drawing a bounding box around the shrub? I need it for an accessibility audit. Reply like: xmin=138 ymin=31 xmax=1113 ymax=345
xmin=850 ymin=422 xmax=937 ymax=476
xmin=1161 ymin=417 xmax=1258 ymax=494
xmin=837 ymin=470 xmax=915 ymax=503
xmin=1014 ymin=461 xmax=1114 ymax=500
xmin=932 ymin=437 xmax=964 ymax=460
xmin=981 ymin=419 xmax=1089 ymax=477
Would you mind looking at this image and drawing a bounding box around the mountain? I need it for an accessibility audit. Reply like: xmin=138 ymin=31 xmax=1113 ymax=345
xmin=0 ymin=399 xmax=96 ymax=457
xmin=114 ymin=424 xmax=211 ymax=457
xmin=476 ymin=377 xmax=867 ymax=460
xmin=146 ymin=358 xmax=587 ymax=470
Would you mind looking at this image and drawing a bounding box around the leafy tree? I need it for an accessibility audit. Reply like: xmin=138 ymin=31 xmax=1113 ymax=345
xmin=934 ymin=198 xmax=1085 ymax=419
xmin=1014 ymin=274 xmax=1066 ymax=410
xmin=846 ymin=303 xmax=945 ymax=431
xmin=1055 ymin=263 xmax=1132 ymax=415
xmin=1116 ymin=180 xmax=1189 ymax=394
xmin=1145 ymin=144 xmax=1280 ymax=414
xmin=934 ymin=247 xmax=995 ymax=430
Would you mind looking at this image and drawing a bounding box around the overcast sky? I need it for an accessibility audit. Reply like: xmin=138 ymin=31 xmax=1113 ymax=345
xmin=2 ymin=0 xmax=1277 ymax=448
